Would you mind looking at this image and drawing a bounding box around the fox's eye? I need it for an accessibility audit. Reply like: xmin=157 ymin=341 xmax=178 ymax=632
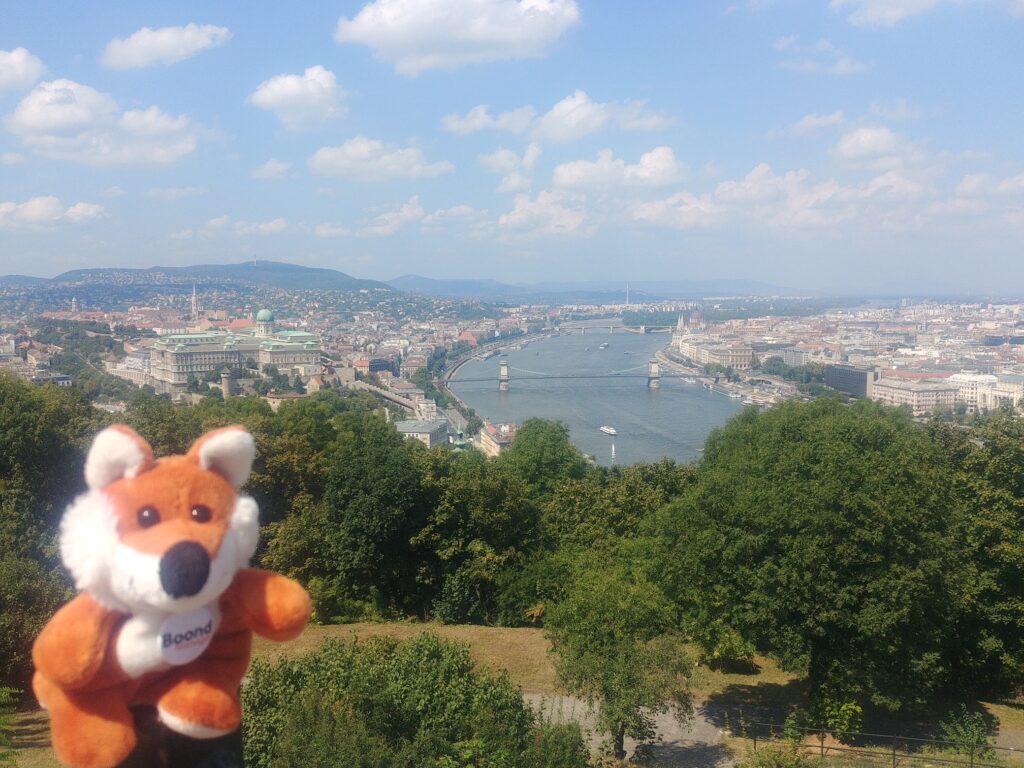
xmin=191 ymin=505 xmax=212 ymax=523
xmin=137 ymin=507 xmax=160 ymax=528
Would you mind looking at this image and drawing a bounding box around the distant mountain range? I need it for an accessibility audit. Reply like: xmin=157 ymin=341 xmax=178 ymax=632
xmin=0 ymin=261 xmax=389 ymax=292
xmin=387 ymin=275 xmax=804 ymax=301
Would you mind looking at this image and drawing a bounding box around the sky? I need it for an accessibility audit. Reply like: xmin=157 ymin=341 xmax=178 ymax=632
xmin=1 ymin=0 xmax=1023 ymax=294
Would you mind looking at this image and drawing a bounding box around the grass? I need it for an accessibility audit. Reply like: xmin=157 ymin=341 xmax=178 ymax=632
xmin=11 ymin=621 xmax=1019 ymax=767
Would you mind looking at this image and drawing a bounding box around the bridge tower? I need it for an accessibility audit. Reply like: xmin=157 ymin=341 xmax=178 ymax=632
xmin=647 ymin=359 xmax=661 ymax=389
xmin=499 ymin=358 xmax=510 ymax=391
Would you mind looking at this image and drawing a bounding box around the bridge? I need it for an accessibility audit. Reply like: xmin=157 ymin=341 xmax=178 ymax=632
xmin=452 ymin=360 xmax=718 ymax=390
xmin=558 ymin=320 xmax=675 ymax=335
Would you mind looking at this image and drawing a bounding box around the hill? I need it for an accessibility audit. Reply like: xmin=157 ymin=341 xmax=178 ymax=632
xmin=1 ymin=261 xmax=389 ymax=292
xmin=388 ymin=274 xmax=803 ymax=301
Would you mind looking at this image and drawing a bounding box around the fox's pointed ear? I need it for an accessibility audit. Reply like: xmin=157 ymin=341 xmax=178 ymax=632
xmin=85 ymin=425 xmax=154 ymax=491
xmin=189 ymin=426 xmax=255 ymax=488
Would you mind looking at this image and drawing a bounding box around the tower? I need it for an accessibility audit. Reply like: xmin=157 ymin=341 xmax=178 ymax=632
xmin=647 ymin=359 xmax=661 ymax=389
xmin=191 ymin=284 xmax=199 ymax=321
xmin=70 ymin=297 xmax=78 ymax=313
xmin=498 ymin=358 xmax=510 ymax=392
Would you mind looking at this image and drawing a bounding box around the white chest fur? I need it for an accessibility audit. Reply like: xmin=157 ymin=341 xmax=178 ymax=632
xmin=116 ymin=603 xmax=221 ymax=679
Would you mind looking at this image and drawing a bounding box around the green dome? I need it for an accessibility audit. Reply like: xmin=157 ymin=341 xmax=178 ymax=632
xmin=256 ymin=309 xmax=274 ymax=322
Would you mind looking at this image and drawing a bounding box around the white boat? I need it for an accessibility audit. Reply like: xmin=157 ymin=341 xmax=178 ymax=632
xmin=600 ymin=425 xmax=617 ymax=436
xmin=729 ymin=392 xmax=742 ymax=399
xmin=599 ymin=342 xmax=609 ymax=350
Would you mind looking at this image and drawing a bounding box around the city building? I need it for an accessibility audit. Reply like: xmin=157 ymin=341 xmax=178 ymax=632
xmin=395 ymin=419 xmax=449 ymax=448
xmin=677 ymin=337 xmax=753 ymax=369
xmin=782 ymin=347 xmax=811 ymax=367
xmin=950 ymin=371 xmax=998 ymax=412
xmin=148 ymin=309 xmax=321 ymax=397
xmin=870 ymin=377 xmax=958 ymax=416
xmin=476 ymin=422 xmax=518 ymax=457
xmin=825 ymin=364 xmax=877 ymax=398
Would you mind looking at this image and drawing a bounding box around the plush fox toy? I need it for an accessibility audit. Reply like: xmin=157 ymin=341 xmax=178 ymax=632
xmin=33 ymin=424 xmax=312 ymax=768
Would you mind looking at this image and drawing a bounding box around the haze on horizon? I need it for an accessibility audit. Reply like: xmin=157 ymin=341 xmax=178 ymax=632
xmin=1 ymin=1 xmax=1023 ymax=295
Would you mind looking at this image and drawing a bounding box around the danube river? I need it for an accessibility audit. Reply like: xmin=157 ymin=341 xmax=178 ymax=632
xmin=449 ymin=330 xmax=745 ymax=466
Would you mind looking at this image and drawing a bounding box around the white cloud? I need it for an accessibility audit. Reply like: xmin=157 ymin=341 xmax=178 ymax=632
xmin=956 ymin=171 xmax=1024 ymax=197
xmin=205 ymin=215 xmax=287 ymax=235
xmin=0 ymin=48 xmax=45 ymax=91
xmin=776 ymin=37 xmax=867 ymax=75
xmin=102 ymin=24 xmax=231 ymax=69
xmin=860 ymin=170 xmax=932 ymax=200
xmin=65 ymin=202 xmax=106 ymax=222
xmin=309 ymin=136 xmax=454 ymax=180
xmin=833 ymin=0 xmax=1024 ymax=26
xmin=0 ymin=196 xmax=105 ymax=231
xmin=6 ymin=79 xmax=198 ymax=165
xmin=251 ymin=159 xmax=292 ymax=180
xmin=552 ymin=147 xmax=683 ymax=188
xmin=631 ymin=192 xmax=721 ymax=230
xmin=498 ymin=190 xmax=587 ymax=235
xmin=791 ymin=110 xmax=845 ymax=134
xmin=833 ymin=126 xmax=923 ymax=169
xmin=479 ymin=142 xmax=541 ymax=191
xmin=421 ymin=204 xmax=479 ymax=228
xmin=534 ymin=90 xmax=672 ymax=142
xmin=239 ymin=217 xmax=288 ymax=235
xmin=870 ymin=98 xmax=925 ymax=121
xmin=335 ymin=0 xmax=581 ymax=76
xmin=362 ymin=196 xmax=425 ymax=236
xmin=831 ymin=0 xmax=938 ymax=26
xmin=442 ymin=105 xmax=536 ymax=135
xmin=315 ymin=223 xmax=352 ymax=237
xmin=247 ymin=66 xmax=345 ymax=130
xmin=443 ymin=90 xmax=671 ymax=142
xmin=147 ymin=186 xmax=206 ymax=201
xmin=0 ymin=152 xmax=24 ymax=165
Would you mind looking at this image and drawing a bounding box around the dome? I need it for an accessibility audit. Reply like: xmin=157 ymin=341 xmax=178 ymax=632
xmin=256 ymin=309 xmax=274 ymax=322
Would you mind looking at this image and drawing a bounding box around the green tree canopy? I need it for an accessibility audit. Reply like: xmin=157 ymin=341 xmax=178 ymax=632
xmin=652 ymin=398 xmax=961 ymax=710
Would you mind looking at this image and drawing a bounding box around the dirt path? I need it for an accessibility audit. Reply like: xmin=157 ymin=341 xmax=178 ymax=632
xmin=525 ymin=694 xmax=736 ymax=767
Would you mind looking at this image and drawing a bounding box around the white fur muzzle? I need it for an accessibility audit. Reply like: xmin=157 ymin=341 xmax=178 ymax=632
xmin=60 ymin=493 xmax=261 ymax=614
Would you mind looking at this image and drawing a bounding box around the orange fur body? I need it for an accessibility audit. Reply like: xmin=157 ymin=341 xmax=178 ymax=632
xmin=32 ymin=425 xmax=311 ymax=768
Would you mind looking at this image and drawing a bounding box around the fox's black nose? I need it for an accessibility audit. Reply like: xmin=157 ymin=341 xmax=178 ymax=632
xmin=160 ymin=541 xmax=210 ymax=598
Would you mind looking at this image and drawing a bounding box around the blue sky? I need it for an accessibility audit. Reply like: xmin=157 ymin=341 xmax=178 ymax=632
xmin=1 ymin=0 xmax=1023 ymax=293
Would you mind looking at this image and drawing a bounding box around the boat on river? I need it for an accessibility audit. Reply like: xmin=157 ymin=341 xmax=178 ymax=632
xmin=599 ymin=425 xmax=617 ymax=436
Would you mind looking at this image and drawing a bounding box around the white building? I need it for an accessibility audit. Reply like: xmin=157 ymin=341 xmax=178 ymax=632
xmin=950 ymin=371 xmax=998 ymax=412
xmin=148 ymin=309 xmax=321 ymax=397
xmin=871 ymin=377 xmax=958 ymax=416
xmin=395 ymin=419 xmax=449 ymax=448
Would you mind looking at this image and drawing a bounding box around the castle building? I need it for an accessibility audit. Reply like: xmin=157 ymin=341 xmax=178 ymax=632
xmin=149 ymin=309 xmax=321 ymax=397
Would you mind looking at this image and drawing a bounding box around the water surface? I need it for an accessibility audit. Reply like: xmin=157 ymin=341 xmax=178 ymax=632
xmin=450 ymin=331 xmax=744 ymax=466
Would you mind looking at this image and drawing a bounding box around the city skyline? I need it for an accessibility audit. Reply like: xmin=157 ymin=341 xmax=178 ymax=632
xmin=2 ymin=1 xmax=1024 ymax=293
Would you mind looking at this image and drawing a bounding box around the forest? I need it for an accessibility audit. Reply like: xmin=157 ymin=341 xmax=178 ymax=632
xmin=2 ymin=371 xmax=1024 ymax=763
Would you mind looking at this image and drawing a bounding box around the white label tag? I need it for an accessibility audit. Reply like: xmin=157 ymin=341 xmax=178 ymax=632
xmin=158 ymin=606 xmax=216 ymax=666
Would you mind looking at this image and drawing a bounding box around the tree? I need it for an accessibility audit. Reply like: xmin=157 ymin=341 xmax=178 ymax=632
xmin=545 ymin=558 xmax=692 ymax=759
xmin=241 ymin=634 xmax=587 ymax=768
xmin=410 ymin=448 xmax=537 ymax=623
xmin=262 ymin=412 xmax=428 ymax=618
xmin=496 ymin=419 xmax=586 ymax=497
xmin=653 ymin=398 xmax=959 ymax=710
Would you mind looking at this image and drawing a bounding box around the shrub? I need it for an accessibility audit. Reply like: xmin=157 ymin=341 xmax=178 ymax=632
xmin=0 ymin=555 xmax=67 ymax=687
xmin=737 ymin=744 xmax=815 ymax=768
xmin=241 ymin=633 xmax=588 ymax=768
xmin=691 ymin=620 xmax=755 ymax=671
xmin=940 ymin=705 xmax=998 ymax=760
xmin=820 ymin=697 xmax=863 ymax=741
xmin=0 ymin=687 xmax=16 ymax=765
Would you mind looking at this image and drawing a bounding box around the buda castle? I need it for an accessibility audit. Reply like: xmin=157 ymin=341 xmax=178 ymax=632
xmin=149 ymin=309 xmax=321 ymax=397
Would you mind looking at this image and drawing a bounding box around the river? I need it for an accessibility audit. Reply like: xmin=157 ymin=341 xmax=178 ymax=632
xmin=449 ymin=330 xmax=745 ymax=466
